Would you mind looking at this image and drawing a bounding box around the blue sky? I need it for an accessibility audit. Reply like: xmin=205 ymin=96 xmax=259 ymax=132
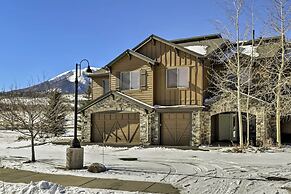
xmin=0 ymin=0 xmax=277 ymax=90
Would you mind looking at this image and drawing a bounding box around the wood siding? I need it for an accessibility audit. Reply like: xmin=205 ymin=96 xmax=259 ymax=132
xmin=110 ymin=55 xmax=154 ymax=105
xmin=137 ymin=39 xmax=206 ymax=106
xmin=92 ymin=76 xmax=108 ymax=99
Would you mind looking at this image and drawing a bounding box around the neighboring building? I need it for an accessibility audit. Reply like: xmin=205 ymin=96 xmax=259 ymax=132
xmin=79 ymin=34 xmax=290 ymax=146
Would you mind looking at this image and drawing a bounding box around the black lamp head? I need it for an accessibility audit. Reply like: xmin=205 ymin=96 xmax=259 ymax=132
xmin=86 ymin=65 xmax=93 ymax=73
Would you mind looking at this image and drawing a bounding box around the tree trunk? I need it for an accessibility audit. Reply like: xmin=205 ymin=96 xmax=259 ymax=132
xmin=237 ymin=90 xmax=244 ymax=147
xmin=246 ymin=99 xmax=250 ymax=146
xmin=246 ymin=23 xmax=255 ymax=147
xmin=275 ymin=1 xmax=285 ymax=147
xmin=276 ymin=99 xmax=281 ymax=146
xmin=236 ymin=1 xmax=244 ymax=148
xmin=31 ymin=133 xmax=36 ymax=162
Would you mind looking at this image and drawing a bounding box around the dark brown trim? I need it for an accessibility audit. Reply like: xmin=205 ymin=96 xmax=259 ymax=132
xmin=132 ymin=34 xmax=205 ymax=58
xmin=170 ymin=34 xmax=222 ymax=44
xmin=105 ymin=49 xmax=158 ymax=68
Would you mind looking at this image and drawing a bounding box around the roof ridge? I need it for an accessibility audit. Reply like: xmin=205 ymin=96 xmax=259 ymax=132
xmin=170 ymin=34 xmax=222 ymax=44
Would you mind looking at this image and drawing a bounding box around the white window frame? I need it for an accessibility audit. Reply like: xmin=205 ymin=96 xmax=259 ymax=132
xmin=166 ymin=67 xmax=189 ymax=89
xmin=120 ymin=70 xmax=140 ymax=91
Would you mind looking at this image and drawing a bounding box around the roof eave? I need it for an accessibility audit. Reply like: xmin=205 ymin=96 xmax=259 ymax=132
xmin=87 ymin=72 xmax=109 ymax=77
xmin=105 ymin=49 xmax=157 ymax=69
xmin=133 ymin=34 xmax=205 ymax=58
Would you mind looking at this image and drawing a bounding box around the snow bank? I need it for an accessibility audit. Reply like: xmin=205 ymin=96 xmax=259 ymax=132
xmin=0 ymin=181 xmax=65 ymax=194
xmin=0 ymin=181 xmax=136 ymax=194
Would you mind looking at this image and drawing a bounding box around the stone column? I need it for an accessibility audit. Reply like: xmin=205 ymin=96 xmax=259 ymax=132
xmin=139 ymin=113 xmax=149 ymax=145
xmin=191 ymin=111 xmax=202 ymax=146
xmin=81 ymin=111 xmax=91 ymax=142
xmin=201 ymin=112 xmax=211 ymax=145
xmin=256 ymin=108 xmax=267 ymax=146
xmin=150 ymin=112 xmax=160 ymax=145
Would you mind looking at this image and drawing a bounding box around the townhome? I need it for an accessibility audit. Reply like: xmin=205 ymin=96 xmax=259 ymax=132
xmin=79 ymin=34 xmax=290 ymax=146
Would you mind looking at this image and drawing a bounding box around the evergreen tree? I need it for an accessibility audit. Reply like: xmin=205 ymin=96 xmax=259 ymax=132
xmin=44 ymin=89 xmax=68 ymax=136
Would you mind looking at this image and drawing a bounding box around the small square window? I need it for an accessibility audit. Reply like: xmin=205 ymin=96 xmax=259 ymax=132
xmin=120 ymin=70 xmax=140 ymax=90
xmin=166 ymin=67 xmax=189 ymax=88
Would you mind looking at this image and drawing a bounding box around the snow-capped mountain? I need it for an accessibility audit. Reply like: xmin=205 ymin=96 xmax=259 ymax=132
xmin=17 ymin=67 xmax=98 ymax=94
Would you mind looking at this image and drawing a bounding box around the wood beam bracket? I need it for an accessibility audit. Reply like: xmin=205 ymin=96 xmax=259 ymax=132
xmin=152 ymin=39 xmax=156 ymax=46
xmin=126 ymin=51 xmax=132 ymax=60
xmin=174 ymin=47 xmax=180 ymax=56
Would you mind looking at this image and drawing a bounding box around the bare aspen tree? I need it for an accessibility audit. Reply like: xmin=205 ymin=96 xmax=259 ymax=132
xmin=209 ymin=0 xmax=248 ymax=147
xmin=0 ymin=90 xmax=47 ymax=162
xmin=246 ymin=2 xmax=255 ymax=146
xmin=269 ymin=0 xmax=290 ymax=146
xmin=234 ymin=0 xmax=245 ymax=147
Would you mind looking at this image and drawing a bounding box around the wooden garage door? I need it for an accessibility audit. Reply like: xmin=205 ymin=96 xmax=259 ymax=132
xmin=91 ymin=113 xmax=140 ymax=144
xmin=161 ymin=113 xmax=191 ymax=146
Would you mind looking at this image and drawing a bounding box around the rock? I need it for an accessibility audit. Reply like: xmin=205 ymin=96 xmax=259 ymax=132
xmin=87 ymin=163 xmax=106 ymax=173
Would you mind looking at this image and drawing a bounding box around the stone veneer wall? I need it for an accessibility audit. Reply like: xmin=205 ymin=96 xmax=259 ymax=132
xmin=80 ymin=94 xmax=153 ymax=145
xmin=205 ymin=95 xmax=273 ymax=145
xmin=190 ymin=110 xmax=211 ymax=146
xmin=81 ymin=93 xmax=274 ymax=146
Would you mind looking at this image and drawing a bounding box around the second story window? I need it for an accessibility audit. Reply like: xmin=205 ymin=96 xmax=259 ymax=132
xmin=120 ymin=70 xmax=140 ymax=90
xmin=167 ymin=67 xmax=189 ymax=88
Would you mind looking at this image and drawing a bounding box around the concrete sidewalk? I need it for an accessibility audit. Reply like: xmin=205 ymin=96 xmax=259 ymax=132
xmin=0 ymin=167 xmax=179 ymax=193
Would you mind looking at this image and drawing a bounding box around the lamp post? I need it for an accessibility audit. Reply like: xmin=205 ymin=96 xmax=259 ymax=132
xmin=71 ymin=59 xmax=92 ymax=148
xmin=66 ymin=59 xmax=92 ymax=169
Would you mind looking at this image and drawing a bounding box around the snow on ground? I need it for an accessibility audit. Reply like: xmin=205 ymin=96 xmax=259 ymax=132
xmin=0 ymin=130 xmax=291 ymax=194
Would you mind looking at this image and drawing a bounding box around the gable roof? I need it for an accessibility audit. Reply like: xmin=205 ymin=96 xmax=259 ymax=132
xmin=132 ymin=34 xmax=205 ymax=58
xmin=78 ymin=91 xmax=154 ymax=113
xmin=105 ymin=49 xmax=158 ymax=68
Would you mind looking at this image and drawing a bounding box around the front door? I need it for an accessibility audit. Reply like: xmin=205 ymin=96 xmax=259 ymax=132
xmin=218 ymin=113 xmax=238 ymax=141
